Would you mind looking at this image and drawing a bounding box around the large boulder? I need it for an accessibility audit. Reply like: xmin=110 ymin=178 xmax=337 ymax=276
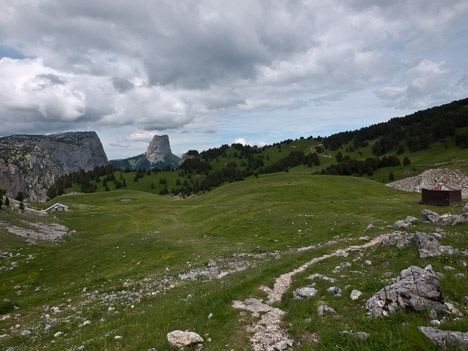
xmin=366 ymin=265 xmax=446 ymax=318
xmin=418 ymin=327 xmax=468 ymax=349
xmin=414 ymin=232 xmax=458 ymax=258
xmin=167 ymin=330 xmax=204 ymax=349
xmin=421 ymin=209 xmax=454 ymax=226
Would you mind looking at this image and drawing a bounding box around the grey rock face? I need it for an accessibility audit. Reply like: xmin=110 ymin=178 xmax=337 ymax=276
xmin=147 ymin=135 xmax=172 ymax=157
xmin=0 ymin=132 xmax=108 ymax=201
xmin=418 ymin=326 xmax=468 ymax=349
xmin=366 ymin=265 xmax=446 ymax=318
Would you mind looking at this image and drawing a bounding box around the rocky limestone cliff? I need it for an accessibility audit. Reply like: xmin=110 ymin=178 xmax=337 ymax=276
xmin=179 ymin=150 xmax=200 ymax=166
xmin=0 ymin=132 xmax=108 ymax=201
xmin=110 ymin=135 xmax=180 ymax=171
xmin=387 ymin=168 xmax=468 ymax=198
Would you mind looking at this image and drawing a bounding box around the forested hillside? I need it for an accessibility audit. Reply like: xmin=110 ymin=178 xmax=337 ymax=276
xmin=49 ymin=98 xmax=468 ymax=199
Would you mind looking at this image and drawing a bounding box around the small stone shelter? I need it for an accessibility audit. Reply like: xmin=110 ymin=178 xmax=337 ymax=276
xmin=45 ymin=203 xmax=69 ymax=213
xmin=421 ymin=184 xmax=462 ymax=206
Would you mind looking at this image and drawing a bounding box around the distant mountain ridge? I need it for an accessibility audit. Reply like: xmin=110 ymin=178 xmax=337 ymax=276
xmin=0 ymin=131 xmax=108 ymax=201
xmin=110 ymin=135 xmax=180 ymax=171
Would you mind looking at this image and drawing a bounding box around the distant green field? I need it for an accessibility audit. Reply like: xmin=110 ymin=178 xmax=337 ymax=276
xmin=1 ymin=174 xmax=466 ymax=350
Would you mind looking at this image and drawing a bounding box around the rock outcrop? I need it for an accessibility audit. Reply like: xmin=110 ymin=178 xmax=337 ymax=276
xmin=110 ymin=135 xmax=180 ymax=171
xmin=387 ymin=168 xmax=468 ymax=198
xmin=418 ymin=327 xmax=468 ymax=349
xmin=366 ymin=265 xmax=446 ymax=318
xmin=0 ymin=132 xmax=108 ymax=201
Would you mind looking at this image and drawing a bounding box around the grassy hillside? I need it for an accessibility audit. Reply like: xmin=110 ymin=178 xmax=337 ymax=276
xmin=1 ymin=174 xmax=466 ymax=350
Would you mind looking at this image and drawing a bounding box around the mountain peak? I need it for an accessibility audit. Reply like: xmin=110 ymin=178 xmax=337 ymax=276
xmin=110 ymin=134 xmax=180 ymax=171
xmin=146 ymin=135 xmax=172 ymax=158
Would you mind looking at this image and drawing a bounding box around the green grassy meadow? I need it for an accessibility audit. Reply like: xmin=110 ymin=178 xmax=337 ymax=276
xmin=0 ymin=173 xmax=467 ymax=350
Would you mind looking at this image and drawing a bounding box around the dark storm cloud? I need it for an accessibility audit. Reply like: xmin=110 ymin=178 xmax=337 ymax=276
xmin=0 ymin=0 xmax=466 ymax=138
xmin=111 ymin=77 xmax=134 ymax=93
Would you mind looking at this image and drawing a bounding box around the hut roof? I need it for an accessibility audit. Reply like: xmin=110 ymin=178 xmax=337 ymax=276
xmin=427 ymin=183 xmax=459 ymax=191
xmin=45 ymin=203 xmax=69 ymax=212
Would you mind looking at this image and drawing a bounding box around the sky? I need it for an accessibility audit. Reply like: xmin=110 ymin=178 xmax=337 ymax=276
xmin=0 ymin=0 xmax=467 ymax=159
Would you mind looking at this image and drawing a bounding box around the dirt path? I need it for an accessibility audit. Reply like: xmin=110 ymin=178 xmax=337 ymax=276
xmin=232 ymin=233 xmax=389 ymax=351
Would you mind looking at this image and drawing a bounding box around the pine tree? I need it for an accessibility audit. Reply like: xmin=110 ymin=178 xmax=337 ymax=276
xmin=336 ymin=152 xmax=343 ymax=162
xmin=403 ymin=156 xmax=411 ymax=166
xmin=389 ymin=172 xmax=394 ymax=181
xmin=15 ymin=191 xmax=24 ymax=202
xmin=5 ymin=197 xmax=9 ymax=207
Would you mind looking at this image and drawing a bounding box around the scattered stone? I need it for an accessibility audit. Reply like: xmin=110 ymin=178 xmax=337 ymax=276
xmin=317 ymin=304 xmax=336 ymax=316
xmin=307 ymin=273 xmax=336 ymax=283
xmin=350 ymin=289 xmax=362 ymax=301
xmin=382 ymin=272 xmax=393 ymax=278
xmin=208 ymin=313 xmax=213 ymax=319
xmin=394 ymin=216 xmax=417 ymax=229
xmin=445 ymin=302 xmax=463 ymax=317
xmin=114 ymin=335 xmax=122 ymax=340
xmin=380 ymin=231 xmax=414 ymax=248
xmin=147 ymin=348 xmax=157 ymax=351
xmin=337 ymin=251 xmax=349 ymax=258
xmin=421 ymin=209 xmax=454 ymax=226
xmin=364 ymin=260 xmax=372 ymax=266
xmin=362 ymin=224 xmax=374 ymax=234
xmin=54 ymin=331 xmax=63 ymax=338
xmin=418 ymin=326 xmax=468 ymax=349
xmin=443 ymin=266 xmax=455 ymax=271
xmin=327 ymin=286 xmax=342 ymax=296
xmin=463 ymin=296 xmax=468 ymax=305
xmin=167 ymin=330 xmax=204 ymax=349
xmin=293 ymin=287 xmax=318 ymax=300
xmin=20 ymin=330 xmax=31 ymax=336
xmin=429 ymin=309 xmax=438 ymax=320
xmin=340 ymin=331 xmax=370 ymax=340
xmin=366 ymin=265 xmax=446 ymax=318
xmin=430 ymin=320 xmax=441 ymax=326
xmin=341 ymin=261 xmax=352 ymax=269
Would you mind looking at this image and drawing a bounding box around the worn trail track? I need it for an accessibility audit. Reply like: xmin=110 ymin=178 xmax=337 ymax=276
xmin=233 ymin=233 xmax=389 ymax=351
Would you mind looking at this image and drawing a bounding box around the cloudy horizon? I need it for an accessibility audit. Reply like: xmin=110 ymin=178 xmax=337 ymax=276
xmin=0 ymin=0 xmax=467 ymax=159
